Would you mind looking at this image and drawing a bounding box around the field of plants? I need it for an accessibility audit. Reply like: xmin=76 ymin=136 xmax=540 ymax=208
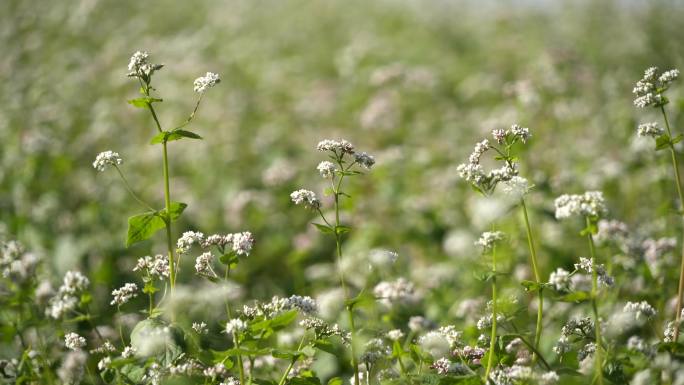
xmin=3 ymin=0 xmax=684 ymax=384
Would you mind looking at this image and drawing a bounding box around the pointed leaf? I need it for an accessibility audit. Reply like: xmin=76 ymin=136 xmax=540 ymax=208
xmin=126 ymin=211 xmax=165 ymax=247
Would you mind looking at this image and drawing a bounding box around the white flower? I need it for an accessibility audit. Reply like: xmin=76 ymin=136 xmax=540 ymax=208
xmin=133 ymin=255 xmax=170 ymax=278
xmin=92 ymin=151 xmax=123 ymax=172
xmin=354 ymin=152 xmax=375 ymax=169
xmin=624 ymin=301 xmax=657 ymax=321
xmin=226 ymin=318 xmax=247 ymax=334
xmin=549 ymin=268 xmax=571 ymax=291
xmin=633 ymin=67 xmax=677 ymax=108
xmin=554 ymin=191 xmax=607 ymax=219
xmin=193 ymin=72 xmax=220 ymax=93
xmin=60 ymin=271 xmax=90 ymax=295
xmin=231 ymin=232 xmax=254 ymax=256
xmin=659 ymin=69 xmax=680 ymax=85
xmin=97 ymin=357 xmax=111 ymax=371
xmin=317 ymin=161 xmax=337 ymax=178
xmin=637 ymin=122 xmax=664 ymax=138
xmin=195 ymin=252 xmax=215 ymax=276
xmin=192 ymin=322 xmax=208 ymax=334
xmin=290 ymin=189 xmax=320 ymax=209
xmin=475 ymin=231 xmax=506 ymax=250
xmin=177 ymin=231 xmax=205 ymax=254
xmin=220 ymin=377 xmax=241 ymax=385
xmin=510 ymin=124 xmax=531 ymax=143
xmin=386 ymin=329 xmax=404 ymax=341
xmin=122 ymin=346 xmax=137 ymax=358
xmin=500 ymin=176 xmax=530 ymax=197
xmin=373 ymin=278 xmax=418 ymax=307
xmin=316 ymin=139 xmax=355 ymax=154
xmin=64 ymin=333 xmax=86 ymax=351
xmin=110 ymin=283 xmax=138 ymax=306
xmin=127 ymin=51 xmax=149 ymax=71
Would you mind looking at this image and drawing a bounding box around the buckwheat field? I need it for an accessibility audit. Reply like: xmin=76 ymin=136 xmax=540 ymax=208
xmin=4 ymin=1 xmax=684 ymax=384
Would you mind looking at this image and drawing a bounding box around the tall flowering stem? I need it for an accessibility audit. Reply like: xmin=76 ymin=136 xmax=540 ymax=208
xmin=585 ymin=216 xmax=604 ymax=385
xmin=481 ymin=232 xmax=502 ymax=380
xmin=291 ymin=139 xmax=375 ymax=384
xmin=661 ymin=106 xmax=684 ymax=341
xmin=633 ymin=66 xmax=683 ymax=340
xmin=520 ymin=198 xmax=544 ymax=360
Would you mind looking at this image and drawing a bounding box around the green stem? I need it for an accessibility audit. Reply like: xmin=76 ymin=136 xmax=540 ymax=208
xmin=520 ymin=199 xmax=544 ymax=362
xmin=662 ymin=106 xmax=684 ymax=342
xmin=485 ymin=241 xmax=497 ymax=381
xmin=114 ymin=166 xmax=155 ymax=211
xmin=332 ymin=162 xmax=359 ymax=385
xmin=586 ymin=216 xmax=604 ymax=385
xmin=233 ymin=332 xmax=245 ymax=385
xmin=278 ymin=336 xmax=307 ymax=385
xmin=161 ymin=141 xmax=176 ymax=291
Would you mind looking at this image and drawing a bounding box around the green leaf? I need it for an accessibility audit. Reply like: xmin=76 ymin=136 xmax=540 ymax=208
xmin=656 ymin=134 xmax=672 ymax=151
xmin=160 ymin=201 xmax=187 ymax=221
xmin=126 ymin=211 xmax=165 ymax=247
xmin=345 ymin=290 xmax=376 ymax=309
xmin=312 ymin=223 xmax=334 ymax=234
xmin=150 ymin=129 xmax=203 ymax=144
xmin=327 ymin=378 xmax=343 ymax=385
xmin=520 ymin=280 xmax=541 ymax=292
xmin=289 ymin=377 xmax=322 ymax=385
xmin=557 ymin=291 xmax=591 ymax=303
xmin=673 ymin=134 xmax=684 ymax=144
xmin=272 ymin=349 xmax=303 ymax=360
xmin=219 ymin=252 xmax=239 ymax=266
xmin=127 ymin=97 xmax=162 ymax=108
xmin=313 ymin=339 xmax=337 ymax=355
xmin=335 ymin=225 xmax=351 ymax=234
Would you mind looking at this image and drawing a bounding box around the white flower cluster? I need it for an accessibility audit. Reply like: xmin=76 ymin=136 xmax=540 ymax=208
xmin=133 ymin=254 xmax=170 ymax=279
xmin=300 ymin=317 xmax=351 ymax=344
xmin=92 ymin=151 xmax=123 ymax=172
xmin=457 ymin=135 xmax=522 ymax=194
xmin=458 ymin=345 xmax=486 ymax=365
xmin=290 ymin=189 xmax=320 ymax=209
xmin=475 ymin=231 xmax=506 ymax=250
xmin=110 ymin=283 xmax=138 ymax=306
xmin=225 ymin=318 xmax=247 ymax=334
xmin=595 ymin=219 xmax=629 ymax=244
xmin=193 ymin=72 xmax=220 ymax=93
xmin=64 ymin=332 xmax=86 ymax=351
xmin=386 ymin=329 xmax=404 ymax=341
xmin=430 ymin=358 xmax=469 ymax=375
xmin=373 ymin=278 xmax=418 ymax=307
xmin=623 ymin=301 xmax=657 ymax=321
xmin=194 ymin=252 xmax=215 ymax=277
xmin=574 ymin=257 xmax=614 ymax=287
xmin=192 ymin=322 xmax=208 ymax=334
xmin=176 ymin=231 xmax=205 ymax=254
xmin=126 ymin=50 xmax=163 ymax=78
xmin=1 ymin=240 xmax=39 ymax=281
xmin=548 ymin=268 xmax=571 ymax=291
xmin=637 ymin=122 xmax=664 ymax=138
xmin=122 ymin=346 xmax=137 ymax=358
xmin=354 ymin=152 xmax=376 ymax=169
xmin=633 ymin=66 xmax=679 ymax=108
xmin=317 ymin=161 xmax=336 ymax=178
xmin=90 ymin=341 xmax=116 ymax=354
xmin=128 ymin=51 xmax=149 ymax=71
xmin=97 ymin=357 xmax=111 ymax=371
xmin=242 ymin=295 xmax=318 ymax=319
xmin=46 ymin=271 xmax=90 ymax=319
xmin=500 ymin=176 xmax=531 ymax=198
xmin=203 ymin=363 xmax=227 ymax=378
xmin=188 ymin=232 xmax=255 ymax=256
xmin=168 ymin=359 xmax=202 ymax=376
xmin=492 ymin=124 xmax=532 ymax=144
xmin=554 ymin=191 xmax=607 ymax=219
xmin=317 ymin=139 xmax=355 ymax=154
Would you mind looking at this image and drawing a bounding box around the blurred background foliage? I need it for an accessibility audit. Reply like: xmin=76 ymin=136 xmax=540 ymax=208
xmin=2 ymin=0 xmax=684 ymax=343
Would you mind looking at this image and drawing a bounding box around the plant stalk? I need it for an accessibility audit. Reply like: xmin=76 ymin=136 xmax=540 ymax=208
xmin=586 ymin=216 xmax=604 ymax=385
xmin=520 ymin=199 xmax=544 ymax=362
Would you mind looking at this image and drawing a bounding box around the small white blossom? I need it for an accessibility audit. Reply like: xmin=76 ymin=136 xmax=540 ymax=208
xmin=637 ymin=122 xmax=664 ymax=138
xmin=195 ymin=252 xmax=215 ymax=277
xmin=110 ymin=283 xmax=138 ymax=306
xmin=231 ymin=232 xmax=254 ymax=256
xmin=92 ymin=151 xmax=123 ymax=172
xmin=554 ymin=191 xmax=607 ymax=219
xmin=193 ymin=72 xmax=220 ymax=93
xmin=354 ymin=152 xmax=375 ymax=169
xmin=192 ymin=322 xmax=208 ymax=334
xmin=122 ymin=346 xmax=137 ymax=358
xmin=177 ymin=231 xmax=205 ymax=254
xmin=624 ymin=301 xmax=657 ymax=321
xmin=500 ymin=176 xmax=530 ymax=197
xmin=226 ymin=318 xmax=247 ymax=334
xmin=386 ymin=329 xmax=404 ymax=341
xmin=316 ymin=139 xmax=355 ymax=154
xmin=475 ymin=231 xmax=506 ymax=250
xmin=127 ymin=51 xmax=149 ymax=71
xmin=64 ymin=333 xmax=86 ymax=351
xmin=317 ymin=161 xmax=337 ymax=178
xmin=133 ymin=255 xmax=170 ymax=278
xmin=97 ymin=357 xmax=111 ymax=371
xmin=290 ymin=189 xmax=320 ymax=209
xmin=549 ymin=268 xmax=571 ymax=291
